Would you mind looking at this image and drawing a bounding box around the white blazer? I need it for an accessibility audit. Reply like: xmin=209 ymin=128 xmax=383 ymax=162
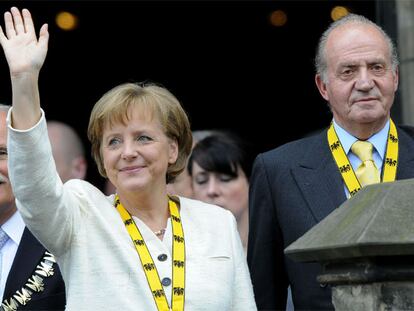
xmin=7 ymin=110 xmax=257 ymax=311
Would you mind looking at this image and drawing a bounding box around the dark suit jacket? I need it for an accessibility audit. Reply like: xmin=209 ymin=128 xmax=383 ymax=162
xmin=2 ymin=227 xmax=65 ymax=310
xmin=247 ymin=125 xmax=414 ymax=311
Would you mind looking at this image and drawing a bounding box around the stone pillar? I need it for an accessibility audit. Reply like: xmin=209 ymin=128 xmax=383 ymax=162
xmin=321 ymin=257 xmax=414 ymax=310
xmin=285 ymin=179 xmax=414 ymax=310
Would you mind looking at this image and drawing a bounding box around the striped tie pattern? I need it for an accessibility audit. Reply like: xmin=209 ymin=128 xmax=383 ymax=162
xmin=0 ymin=228 xmax=9 ymax=282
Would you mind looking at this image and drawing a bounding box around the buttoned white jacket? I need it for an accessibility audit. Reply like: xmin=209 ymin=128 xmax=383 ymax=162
xmin=7 ymin=111 xmax=257 ymax=311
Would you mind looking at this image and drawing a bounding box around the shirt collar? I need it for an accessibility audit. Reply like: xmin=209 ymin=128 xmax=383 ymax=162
xmin=2 ymin=211 xmax=25 ymax=246
xmin=332 ymin=119 xmax=390 ymax=160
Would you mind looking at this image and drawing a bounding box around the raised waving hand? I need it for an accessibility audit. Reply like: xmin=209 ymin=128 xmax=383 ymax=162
xmin=0 ymin=7 xmax=48 ymax=76
xmin=0 ymin=7 xmax=49 ymax=129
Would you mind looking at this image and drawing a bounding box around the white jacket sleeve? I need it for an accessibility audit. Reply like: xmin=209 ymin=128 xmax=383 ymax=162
xmin=7 ymin=109 xmax=80 ymax=257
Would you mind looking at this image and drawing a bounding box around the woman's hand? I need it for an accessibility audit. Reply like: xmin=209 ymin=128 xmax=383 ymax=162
xmin=0 ymin=7 xmax=48 ymax=77
xmin=0 ymin=7 xmax=49 ymax=129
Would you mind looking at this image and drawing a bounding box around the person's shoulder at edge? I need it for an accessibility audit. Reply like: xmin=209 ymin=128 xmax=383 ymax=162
xmin=258 ymin=127 xmax=327 ymax=161
xmin=398 ymin=124 xmax=414 ymax=139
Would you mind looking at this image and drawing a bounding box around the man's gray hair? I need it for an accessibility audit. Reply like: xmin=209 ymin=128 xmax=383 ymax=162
xmin=315 ymin=13 xmax=399 ymax=83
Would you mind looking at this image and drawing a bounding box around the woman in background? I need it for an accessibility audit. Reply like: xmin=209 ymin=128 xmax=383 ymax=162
xmin=188 ymin=132 xmax=250 ymax=252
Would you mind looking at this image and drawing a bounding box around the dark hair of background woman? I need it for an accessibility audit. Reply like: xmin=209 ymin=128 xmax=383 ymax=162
xmin=187 ymin=132 xmax=252 ymax=179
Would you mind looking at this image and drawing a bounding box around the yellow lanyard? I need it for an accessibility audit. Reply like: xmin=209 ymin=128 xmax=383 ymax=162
xmin=327 ymin=119 xmax=399 ymax=197
xmin=115 ymin=195 xmax=185 ymax=311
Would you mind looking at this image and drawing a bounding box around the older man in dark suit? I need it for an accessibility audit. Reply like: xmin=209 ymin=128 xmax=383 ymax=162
xmin=247 ymin=13 xmax=414 ymax=310
xmin=0 ymin=105 xmax=66 ymax=310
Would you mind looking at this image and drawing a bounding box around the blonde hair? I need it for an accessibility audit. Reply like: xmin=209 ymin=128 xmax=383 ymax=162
xmin=87 ymin=82 xmax=192 ymax=182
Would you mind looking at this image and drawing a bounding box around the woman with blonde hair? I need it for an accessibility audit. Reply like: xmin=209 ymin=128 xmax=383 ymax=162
xmin=1 ymin=7 xmax=256 ymax=310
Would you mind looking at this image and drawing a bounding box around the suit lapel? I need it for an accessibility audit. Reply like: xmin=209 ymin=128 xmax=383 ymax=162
xmin=292 ymin=130 xmax=347 ymax=223
xmin=396 ymin=127 xmax=414 ymax=180
xmin=3 ymin=227 xmax=45 ymax=299
xmin=291 ymin=125 xmax=414 ymax=224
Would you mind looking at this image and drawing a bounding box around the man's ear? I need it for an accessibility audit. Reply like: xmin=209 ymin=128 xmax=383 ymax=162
xmin=315 ymin=74 xmax=330 ymax=101
xmin=393 ymin=66 xmax=399 ymax=92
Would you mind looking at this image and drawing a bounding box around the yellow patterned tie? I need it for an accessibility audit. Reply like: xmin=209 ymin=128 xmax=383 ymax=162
xmin=351 ymin=140 xmax=380 ymax=187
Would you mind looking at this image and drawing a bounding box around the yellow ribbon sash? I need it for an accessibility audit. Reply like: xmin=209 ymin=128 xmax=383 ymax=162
xmin=327 ymin=119 xmax=398 ymax=197
xmin=115 ymin=195 xmax=185 ymax=311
